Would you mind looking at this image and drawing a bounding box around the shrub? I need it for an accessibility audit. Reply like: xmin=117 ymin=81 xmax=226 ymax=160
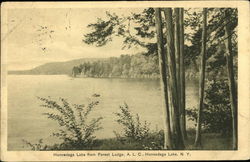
xmin=186 ymin=79 xmax=233 ymax=136
xmin=33 ymin=96 xmax=103 ymax=150
xmin=114 ymin=103 xmax=150 ymax=141
xmin=22 ymin=139 xmax=48 ymax=151
xmin=141 ymin=130 xmax=164 ymax=150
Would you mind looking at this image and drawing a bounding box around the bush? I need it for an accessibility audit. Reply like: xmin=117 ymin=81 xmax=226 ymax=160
xmin=114 ymin=103 xmax=150 ymax=141
xmin=22 ymin=139 xmax=48 ymax=151
xmin=186 ymin=79 xmax=233 ymax=136
xmin=24 ymin=96 xmax=103 ymax=150
xmin=141 ymin=130 xmax=164 ymax=150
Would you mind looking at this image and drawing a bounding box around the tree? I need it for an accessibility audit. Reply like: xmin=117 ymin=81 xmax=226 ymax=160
xmin=155 ymin=8 xmax=173 ymax=149
xmin=179 ymin=8 xmax=187 ymax=140
xmin=84 ymin=9 xmax=157 ymax=56
xmin=163 ymin=8 xmax=185 ymax=150
xmin=72 ymin=66 xmax=81 ymax=77
xmin=224 ymin=9 xmax=237 ymax=150
xmin=174 ymin=9 xmax=182 ymax=141
xmin=194 ymin=8 xmax=207 ymax=147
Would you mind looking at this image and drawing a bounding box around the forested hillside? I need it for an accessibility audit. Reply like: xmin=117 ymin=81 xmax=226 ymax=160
xmin=72 ymin=54 xmax=160 ymax=78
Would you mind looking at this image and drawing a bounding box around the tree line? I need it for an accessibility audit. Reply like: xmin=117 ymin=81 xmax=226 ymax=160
xmin=72 ymin=54 xmax=159 ymax=78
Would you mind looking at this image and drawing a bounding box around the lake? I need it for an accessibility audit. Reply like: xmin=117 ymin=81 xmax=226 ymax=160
xmin=7 ymin=75 xmax=198 ymax=150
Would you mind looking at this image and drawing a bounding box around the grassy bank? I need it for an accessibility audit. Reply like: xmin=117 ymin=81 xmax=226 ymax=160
xmin=184 ymin=130 xmax=232 ymax=150
xmin=91 ymin=131 xmax=232 ymax=150
xmin=34 ymin=130 xmax=232 ymax=151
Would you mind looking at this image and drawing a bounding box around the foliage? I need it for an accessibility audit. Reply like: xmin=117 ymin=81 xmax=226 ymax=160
xmin=83 ymin=8 xmax=238 ymax=80
xmin=90 ymin=130 xmax=164 ymax=150
xmin=141 ymin=130 xmax=164 ymax=150
xmin=36 ymin=96 xmax=103 ymax=150
xmin=22 ymin=139 xmax=48 ymax=151
xmin=22 ymin=129 xmax=232 ymax=150
xmin=185 ymin=9 xmax=238 ymax=136
xmin=114 ymin=103 xmax=151 ymax=141
xmin=83 ymin=9 xmax=157 ymax=56
xmin=185 ymin=9 xmax=238 ymax=137
xmin=186 ymin=79 xmax=233 ymax=136
xmin=72 ymin=53 xmax=159 ymax=78
xmin=184 ymin=8 xmax=237 ymax=71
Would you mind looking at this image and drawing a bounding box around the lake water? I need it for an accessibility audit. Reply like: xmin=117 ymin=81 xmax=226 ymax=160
xmin=7 ymin=75 xmax=198 ymax=150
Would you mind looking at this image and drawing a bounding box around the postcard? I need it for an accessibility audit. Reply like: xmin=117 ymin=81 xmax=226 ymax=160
xmin=1 ymin=1 xmax=249 ymax=161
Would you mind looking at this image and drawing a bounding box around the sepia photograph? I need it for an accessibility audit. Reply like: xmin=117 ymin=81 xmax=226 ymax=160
xmin=1 ymin=1 xmax=249 ymax=161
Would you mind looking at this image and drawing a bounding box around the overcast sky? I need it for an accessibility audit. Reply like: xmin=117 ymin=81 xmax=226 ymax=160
xmin=5 ymin=8 xmax=145 ymax=70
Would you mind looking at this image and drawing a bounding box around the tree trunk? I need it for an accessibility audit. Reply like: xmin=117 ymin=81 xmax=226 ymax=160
xmin=194 ymin=8 xmax=207 ymax=147
xmin=224 ymin=9 xmax=237 ymax=150
xmin=155 ymin=8 xmax=173 ymax=150
xmin=179 ymin=8 xmax=187 ymax=140
xmin=174 ymin=9 xmax=181 ymax=138
xmin=163 ymin=8 xmax=185 ymax=150
xmin=174 ymin=8 xmax=180 ymax=91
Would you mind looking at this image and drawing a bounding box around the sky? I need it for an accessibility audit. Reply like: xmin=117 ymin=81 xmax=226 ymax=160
xmin=5 ymin=8 xmax=145 ymax=70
